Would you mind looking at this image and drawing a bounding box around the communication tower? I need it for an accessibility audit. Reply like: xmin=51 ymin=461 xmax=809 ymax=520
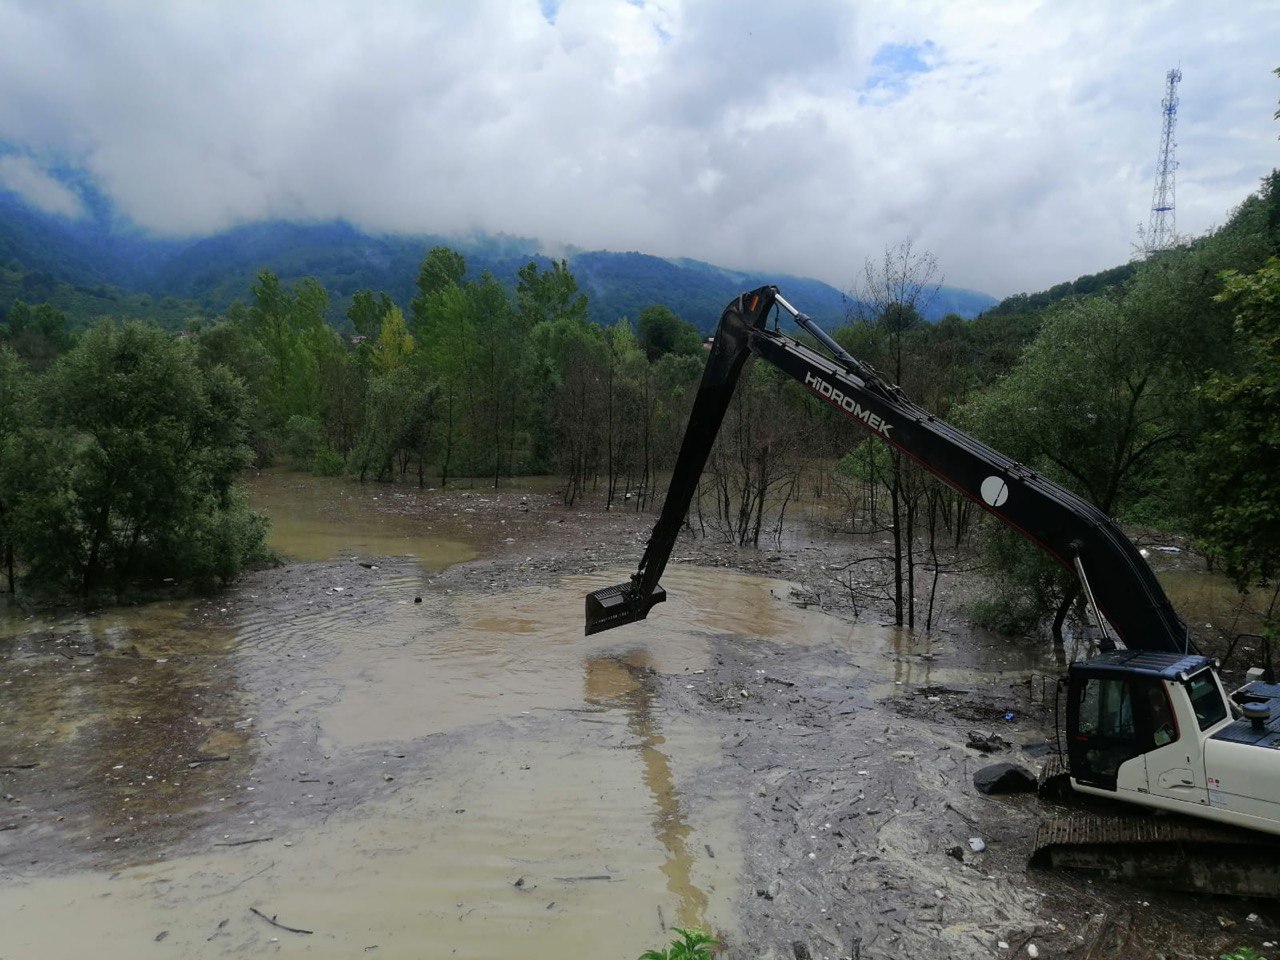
xmin=1146 ymin=67 xmax=1182 ymax=252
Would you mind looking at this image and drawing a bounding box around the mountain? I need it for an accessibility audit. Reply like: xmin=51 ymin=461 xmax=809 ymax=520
xmin=0 ymin=195 xmax=996 ymax=331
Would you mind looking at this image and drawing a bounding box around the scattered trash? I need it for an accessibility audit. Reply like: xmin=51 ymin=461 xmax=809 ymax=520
xmin=966 ymin=731 xmax=1010 ymax=754
xmin=968 ymin=837 xmax=986 ymax=853
xmin=1027 ymin=944 xmax=1039 ymax=958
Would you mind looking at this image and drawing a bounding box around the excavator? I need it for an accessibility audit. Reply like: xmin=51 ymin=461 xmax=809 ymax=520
xmin=585 ymin=286 xmax=1280 ymax=895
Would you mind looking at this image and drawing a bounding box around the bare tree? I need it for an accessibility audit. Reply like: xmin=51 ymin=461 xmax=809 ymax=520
xmin=845 ymin=240 xmax=942 ymax=629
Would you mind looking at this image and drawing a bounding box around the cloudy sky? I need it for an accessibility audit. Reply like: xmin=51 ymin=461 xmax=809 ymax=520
xmin=0 ymin=0 xmax=1276 ymax=297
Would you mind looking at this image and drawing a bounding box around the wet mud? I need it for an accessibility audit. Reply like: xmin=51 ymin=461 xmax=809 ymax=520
xmin=2 ymin=477 xmax=1278 ymax=959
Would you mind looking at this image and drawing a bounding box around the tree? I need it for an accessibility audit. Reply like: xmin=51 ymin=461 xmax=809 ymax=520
xmin=3 ymin=300 xmax=74 ymax=370
xmin=0 ymin=346 xmax=32 ymax=592
xmin=1198 ymin=257 xmax=1280 ymax=638
xmin=348 ymin=289 xmax=396 ymax=340
xmin=410 ymin=246 xmax=467 ymax=330
xmin=350 ymin=364 xmax=437 ymax=486
xmin=516 ymin=259 xmax=589 ymax=328
xmin=636 ymin=305 xmax=700 ymax=361
xmin=843 ymin=240 xmax=942 ymax=628
xmin=18 ymin=323 xmax=266 ymax=594
xmin=532 ymin=313 xmax=609 ymax=505
xmin=371 ymin=305 xmax=416 ymax=372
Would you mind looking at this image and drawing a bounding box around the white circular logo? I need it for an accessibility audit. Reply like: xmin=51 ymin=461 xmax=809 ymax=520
xmin=980 ymin=476 xmax=1009 ymax=508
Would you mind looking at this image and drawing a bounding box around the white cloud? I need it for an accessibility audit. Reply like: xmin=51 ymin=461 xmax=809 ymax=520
xmin=0 ymin=0 xmax=1275 ymax=296
xmin=0 ymin=153 xmax=84 ymax=218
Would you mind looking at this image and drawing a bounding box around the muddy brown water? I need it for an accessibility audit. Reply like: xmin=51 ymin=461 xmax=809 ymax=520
xmin=0 ymin=562 xmax=902 ymax=959
xmin=1 ymin=475 xmax=1267 ymax=959
xmin=0 ymin=473 xmax=925 ymax=959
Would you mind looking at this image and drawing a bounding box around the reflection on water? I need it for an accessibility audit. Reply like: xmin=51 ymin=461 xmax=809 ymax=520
xmin=245 ymin=470 xmax=478 ymax=568
xmin=0 ymin=601 xmax=249 ymax=864
xmin=585 ymin=653 xmax=708 ymax=930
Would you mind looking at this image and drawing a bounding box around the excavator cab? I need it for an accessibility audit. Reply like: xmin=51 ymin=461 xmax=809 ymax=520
xmin=1065 ymin=652 xmax=1228 ymax=794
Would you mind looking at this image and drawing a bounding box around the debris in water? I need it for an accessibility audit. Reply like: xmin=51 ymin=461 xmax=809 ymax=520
xmin=249 ymin=906 xmax=313 ymax=935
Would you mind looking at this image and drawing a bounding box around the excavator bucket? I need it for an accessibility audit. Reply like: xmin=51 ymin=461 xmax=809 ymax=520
xmin=584 ymin=582 xmax=666 ymax=636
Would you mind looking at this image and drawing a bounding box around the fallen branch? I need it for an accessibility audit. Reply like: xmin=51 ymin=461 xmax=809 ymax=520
xmin=215 ymin=836 xmax=273 ymax=847
xmin=552 ymin=875 xmax=611 ymax=882
xmin=0 ymin=763 xmax=39 ymax=770
xmin=249 ymin=906 xmax=313 ymax=935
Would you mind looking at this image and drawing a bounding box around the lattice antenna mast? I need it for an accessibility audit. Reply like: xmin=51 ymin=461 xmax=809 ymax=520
xmin=1147 ymin=67 xmax=1182 ymax=252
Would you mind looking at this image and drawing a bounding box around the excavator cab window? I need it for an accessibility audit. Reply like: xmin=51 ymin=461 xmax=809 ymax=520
xmin=1184 ymin=671 xmax=1227 ymax=731
xmin=1067 ymin=673 xmax=1174 ymax=790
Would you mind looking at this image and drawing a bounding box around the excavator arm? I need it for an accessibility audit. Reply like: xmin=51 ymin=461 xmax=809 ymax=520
xmin=585 ymin=286 xmax=1193 ymax=655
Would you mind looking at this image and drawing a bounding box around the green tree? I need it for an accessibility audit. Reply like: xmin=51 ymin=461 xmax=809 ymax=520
xmin=0 ymin=346 xmax=32 ymax=592
xmin=410 ymin=246 xmax=467 ymax=330
xmin=372 ymin=305 xmax=416 ymax=372
xmin=349 ymin=364 xmax=437 ymax=486
xmin=516 ymin=259 xmax=589 ymax=328
xmin=414 ymin=280 xmax=477 ymax=485
xmin=636 ymin=305 xmax=700 ymax=361
xmin=1198 ymin=257 xmax=1280 ymax=638
xmin=348 ymin=289 xmax=396 ymax=340
xmin=19 ymin=323 xmax=266 ymax=594
xmin=3 ymin=300 xmax=74 ymax=370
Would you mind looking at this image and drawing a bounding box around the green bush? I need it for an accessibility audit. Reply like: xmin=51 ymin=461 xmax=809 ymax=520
xmin=312 ymin=448 xmax=345 ymax=477
xmin=639 ymin=927 xmax=716 ymax=960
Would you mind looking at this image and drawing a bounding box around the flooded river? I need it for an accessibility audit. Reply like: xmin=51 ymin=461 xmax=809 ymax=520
xmin=2 ymin=474 xmax=1271 ymax=959
xmin=0 ymin=474 xmax=920 ymax=959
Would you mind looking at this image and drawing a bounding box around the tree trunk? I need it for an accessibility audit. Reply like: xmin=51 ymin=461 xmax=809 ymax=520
xmin=890 ymin=461 xmax=904 ymax=627
xmin=1052 ymin=584 xmax=1081 ymax=645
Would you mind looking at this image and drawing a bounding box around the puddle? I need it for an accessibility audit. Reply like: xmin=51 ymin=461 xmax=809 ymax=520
xmin=245 ymin=471 xmax=478 ymax=567
xmin=1158 ymin=568 xmax=1274 ymax=639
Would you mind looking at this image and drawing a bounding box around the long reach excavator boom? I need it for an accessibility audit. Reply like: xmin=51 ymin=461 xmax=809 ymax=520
xmin=585 ymin=285 xmax=1193 ymax=656
xmin=586 ymin=288 xmax=1280 ymax=889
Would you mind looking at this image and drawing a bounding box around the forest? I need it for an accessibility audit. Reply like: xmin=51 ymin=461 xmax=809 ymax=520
xmin=1 ymin=173 xmax=1277 ymax=646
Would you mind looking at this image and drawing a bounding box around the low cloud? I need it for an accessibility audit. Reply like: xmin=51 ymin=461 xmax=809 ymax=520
xmin=0 ymin=0 xmax=1274 ymax=297
xmin=0 ymin=153 xmax=85 ymax=219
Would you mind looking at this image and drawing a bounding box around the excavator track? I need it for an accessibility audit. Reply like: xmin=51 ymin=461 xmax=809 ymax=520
xmin=1031 ymin=812 xmax=1280 ymax=897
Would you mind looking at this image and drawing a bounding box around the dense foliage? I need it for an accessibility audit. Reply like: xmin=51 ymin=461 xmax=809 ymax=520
xmin=0 ymin=324 xmax=267 ymax=597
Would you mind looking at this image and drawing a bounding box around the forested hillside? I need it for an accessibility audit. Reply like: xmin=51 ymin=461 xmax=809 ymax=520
xmin=0 ymin=198 xmax=995 ymax=332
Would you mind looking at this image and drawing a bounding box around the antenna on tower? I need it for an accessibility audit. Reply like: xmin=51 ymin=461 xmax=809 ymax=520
xmin=1145 ymin=67 xmax=1182 ymax=253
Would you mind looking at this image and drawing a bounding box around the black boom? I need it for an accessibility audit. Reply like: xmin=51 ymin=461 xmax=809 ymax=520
xmin=585 ymin=286 xmax=1192 ymax=655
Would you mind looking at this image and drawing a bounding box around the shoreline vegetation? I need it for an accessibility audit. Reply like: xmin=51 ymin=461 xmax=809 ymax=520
xmin=1 ymin=171 xmax=1278 ymax=646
